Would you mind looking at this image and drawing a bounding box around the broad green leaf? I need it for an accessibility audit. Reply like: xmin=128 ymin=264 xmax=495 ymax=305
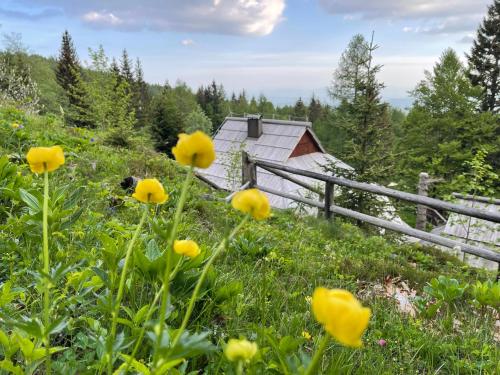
xmin=19 ymin=188 xmax=41 ymax=214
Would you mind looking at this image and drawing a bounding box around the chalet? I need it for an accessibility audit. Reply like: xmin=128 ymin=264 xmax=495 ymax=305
xmin=196 ymin=115 xmax=351 ymax=209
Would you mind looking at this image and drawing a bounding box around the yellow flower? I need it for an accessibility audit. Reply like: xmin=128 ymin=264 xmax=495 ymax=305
xmin=11 ymin=123 xmax=20 ymax=129
xmin=172 ymin=131 xmax=215 ymax=169
xmin=224 ymin=339 xmax=258 ymax=362
xmin=312 ymin=287 xmax=371 ymax=348
xmin=26 ymin=146 xmax=65 ymax=173
xmin=302 ymin=330 xmax=312 ymax=341
xmin=231 ymin=188 xmax=270 ymax=220
xmin=132 ymin=178 xmax=168 ymax=204
xmin=174 ymin=240 xmax=201 ymax=258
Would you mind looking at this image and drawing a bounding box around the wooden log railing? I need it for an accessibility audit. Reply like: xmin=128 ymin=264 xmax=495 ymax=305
xmin=239 ymin=152 xmax=500 ymax=265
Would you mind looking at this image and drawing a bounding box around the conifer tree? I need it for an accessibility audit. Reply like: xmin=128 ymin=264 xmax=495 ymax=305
xmin=56 ymin=30 xmax=93 ymax=127
xmin=120 ymin=49 xmax=134 ymax=86
xmin=467 ymin=0 xmax=500 ymax=113
xmin=293 ymin=97 xmax=307 ymax=119
xmin=196 ymin=80 xmax=227 ymax=127
xmin=134 ymin=58 xmax=150 ymax=127
xmin=398 ymin=49 xmax=498 ymax=196
xmin=308 ymin=96 xmax=323 ymax=123
xmin=328 ymin=33 xmax=394 ymax=218
xmin=150 ymin=85 xmax=184 ymax=154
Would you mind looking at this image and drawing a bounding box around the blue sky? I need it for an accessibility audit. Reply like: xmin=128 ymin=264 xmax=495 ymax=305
xmin=0 ymin=0 xmax=491 ymax=107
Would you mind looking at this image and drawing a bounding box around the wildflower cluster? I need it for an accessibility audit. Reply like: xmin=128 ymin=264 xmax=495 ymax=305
xmin=21 ymin=129 xmax=371 ymax=374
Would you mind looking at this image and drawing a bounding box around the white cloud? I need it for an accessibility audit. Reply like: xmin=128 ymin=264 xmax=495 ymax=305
xmin=320 ymin=0 xmax=490 ymax=34
xmin=181 ymin=39 xmax=195 ymax=46
xmin=82 ymin=11 xmax=123 ymax=26
xmin=19 ymin=0 xmax=286 ymax=36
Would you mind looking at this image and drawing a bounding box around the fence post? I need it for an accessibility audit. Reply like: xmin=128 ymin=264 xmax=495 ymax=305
xmin=324 ymin=182 xmax=334 ymax=219
xmin=242 ymin=151 xmax=256 ymax=188
xmin=416 ymin=172 xmax=429 ymax=230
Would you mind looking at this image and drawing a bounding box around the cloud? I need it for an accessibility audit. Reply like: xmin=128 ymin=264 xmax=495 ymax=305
xmin=82 ymin=11 xmax=123 ymax=26
xmin=18 ymin=0 xmax=285 ymax=36
xmin=458 ymin=34 xmax=475 ymax=44
xmin=319 ymin=0 xmax=490 ymax=34
xmin=181 ymin=39 xmax=195 ymax=46
xmin=0 ymin=7 xmax=61 ymax=20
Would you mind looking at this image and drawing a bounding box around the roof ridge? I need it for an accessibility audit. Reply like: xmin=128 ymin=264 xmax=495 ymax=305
xmin=225 ymin=116 xmax=312 ymax=127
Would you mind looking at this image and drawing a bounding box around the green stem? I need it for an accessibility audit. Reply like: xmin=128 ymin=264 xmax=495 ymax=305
xmin=169 ymin=258 xmax=183 ymax=281
xmin=42 ymin=169 xmax=51 ymax=375
xmin=236 ymin=360 xmax=244 ymax=375
xmin=153 ymin=167 xmax=193 ymax=367
xmin=123 ymin=286 xmax=164 ymax=373
xmin=304 ymin=334 xmax=330 ymax=375
xmin=168 ymin=215 xmax=249 ymax=353
xmin=123 ymin=257 xmax=184 ymax=374
xmin=106 ymin=205 xmax=148 ymax=375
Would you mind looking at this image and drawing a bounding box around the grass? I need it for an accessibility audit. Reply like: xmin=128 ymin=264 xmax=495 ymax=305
xmin=0 ymin=107 xmax=498 ymax=374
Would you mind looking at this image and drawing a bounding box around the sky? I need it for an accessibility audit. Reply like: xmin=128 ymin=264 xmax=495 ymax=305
xmin=0 ymin=0 xmax=492 ymax=107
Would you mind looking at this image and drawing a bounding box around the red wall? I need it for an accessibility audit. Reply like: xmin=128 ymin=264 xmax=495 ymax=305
xmin=289 ymin=130 xmax=322 ymax=157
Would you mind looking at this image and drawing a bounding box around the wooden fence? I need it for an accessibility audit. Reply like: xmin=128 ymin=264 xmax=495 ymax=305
xmin=240 ymin=152 xmax=500 ymax=265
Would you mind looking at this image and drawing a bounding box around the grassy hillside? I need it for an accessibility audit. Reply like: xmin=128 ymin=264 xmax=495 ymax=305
xmin=0 ymin=107 xmax=498 ymax=374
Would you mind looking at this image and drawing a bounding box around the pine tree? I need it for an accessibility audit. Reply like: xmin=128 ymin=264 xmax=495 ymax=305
xmin=56 ymin=30 xmax=93 ymax=127
xmin=237 ymin=91 xmax=248 ymax=113
xmin=308 ymin=96 xmax=323 ymax=123
xmin=328 ymin=33 xmax=394 ymax=218
xmin=134 ymin=58 xmax=150 ymax=127
xmin=150 ymin=85 xmax=184 ymax=154
xmin=120 ymin=49 xmax=134 ymax=86
xmin=196 ymin=81 xmax=227 ymax=127
xmin=56 ymin=30 xmax=78 ymax=92
xmin=293 ymin=97 xmax=307 ymax=119
xmin=467 ymin=0 xmax=500 ymax=113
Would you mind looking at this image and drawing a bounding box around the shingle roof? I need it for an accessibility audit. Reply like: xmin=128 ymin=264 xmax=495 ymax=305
xmin=197 ymin=117 xmax=352 ymax=209
xmin=443 ymin=199 xmax=500 ymax=246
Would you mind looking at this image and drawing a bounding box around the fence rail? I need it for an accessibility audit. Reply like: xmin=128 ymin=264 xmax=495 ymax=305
xmin=241 ymin=152 xmax=500 ymax=265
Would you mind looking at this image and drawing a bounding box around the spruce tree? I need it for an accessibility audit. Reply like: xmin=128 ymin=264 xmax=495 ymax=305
xmin=56 ymin=30 xmax=93 ymax=127
xmin=293 ymin=97 xmax=307 ymax=119
xmin=120 ymin=49 xmax=134 ymax=86
xmin=150 ymin=85 xmax=184 ymax=154
xmin=328 ymin=33 xmax=394 ymax=218
xmin=134 ymin=58 xmax=150 ymax=127
xmin=308 ymin=96 xmax=323 ymax=123
xmin=196 ymin=81 xmax=227 ymax=127
xmin=467 ymin=0 xmax=500 ymax=113
xmin=56 ymin=30 xmax=78 ymax=92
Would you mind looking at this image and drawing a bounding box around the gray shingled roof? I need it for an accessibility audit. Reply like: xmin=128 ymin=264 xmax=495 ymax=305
xmin=197 ymin=117 xmax=352 ymax=209
xmin=443 ymin=199 xmax=500 ymax=246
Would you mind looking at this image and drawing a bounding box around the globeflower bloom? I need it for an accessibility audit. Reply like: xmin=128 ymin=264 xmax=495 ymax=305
xmin=302 ymin=330 xmax=312 ymax=341
xmin=26 ymin=146 xmax=65 ymax=173
xmin=174 ymin=240 xmax=201 ymax=258
xmin=312 ymin=287 xmax=371 ymax=348
xmin=172 ymin=131 xmax=215 ymax=169
xmin=224 ymin=339 xmax=258 ymax=362
xmin=132 ymin=178 xmax=168 ymax=204
xmin=11 ymin=122 xmax=20 ymax=129
xmin=231 ymin=188 xmax=270 ymax=220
